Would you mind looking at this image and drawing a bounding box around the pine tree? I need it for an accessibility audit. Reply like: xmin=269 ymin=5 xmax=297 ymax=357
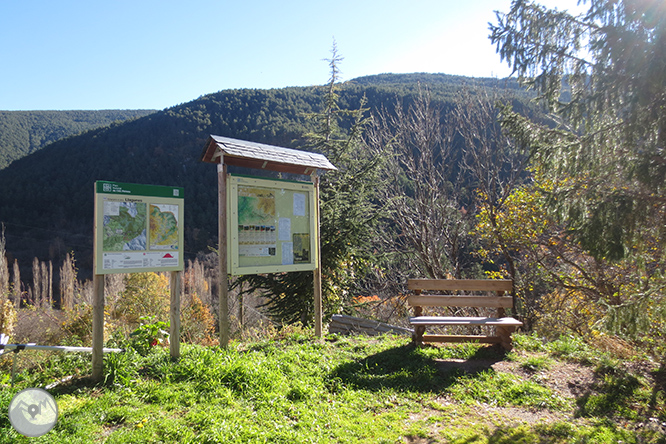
xmin=490 ymin=0 xmax=666 ymax=345
xmin=490 ymin=0 xmax=666 ymax=260
xmin=241 ymin=44 xmax=385 ymax=325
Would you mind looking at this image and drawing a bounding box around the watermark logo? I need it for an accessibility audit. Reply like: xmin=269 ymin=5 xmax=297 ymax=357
xmin=8 ymin=388 xmax=58 ymax=437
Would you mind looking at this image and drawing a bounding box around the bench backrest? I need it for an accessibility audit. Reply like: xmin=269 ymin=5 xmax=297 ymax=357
xmin=407 ymin=279 xmax=513 ymax=309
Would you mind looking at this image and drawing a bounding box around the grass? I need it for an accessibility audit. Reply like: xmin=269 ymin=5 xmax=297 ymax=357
xmin=0 ymin=331 xmax=664 ymax=443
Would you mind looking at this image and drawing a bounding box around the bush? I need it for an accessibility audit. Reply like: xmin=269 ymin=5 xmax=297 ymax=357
xmin=0 ymin=299 xmax=16 ymax=338
xmin=59 ymin=303 xmax=93 ymax=345
xmin=112 ymin=273 xmax=170 ymax=329
xmin=534 ymin=289 xmax=603 ymax=340
xmin=54 ymin=303 xmax=122 ymax=346
xmin=129 ymin=316 xmax=170 ymax=356
xmin=181 ymin=294 xmax=216 ymax=346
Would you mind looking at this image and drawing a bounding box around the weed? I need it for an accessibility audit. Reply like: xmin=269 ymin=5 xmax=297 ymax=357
xmin=512 ymin=332 xmax=548 ymax=352
xmin=577 ymin=371 xmax=648 ymax=420
xmin=129 ymin=316 xmax=169 ymax=356
xmin=547 ymin=334 xmax=594 ymax=363
xmin=520 ymin=354 xmax=552 ymax=372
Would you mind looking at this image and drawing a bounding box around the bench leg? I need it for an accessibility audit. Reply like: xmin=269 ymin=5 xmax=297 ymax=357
xmin=412 ymin=325 xmax=426 ymax=347
xmin=496 ymin=326 xmax=516 ymax=351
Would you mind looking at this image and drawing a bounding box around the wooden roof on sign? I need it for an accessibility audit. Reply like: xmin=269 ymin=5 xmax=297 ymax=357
xmin=201 ymin=135 xmax=336 ymax=175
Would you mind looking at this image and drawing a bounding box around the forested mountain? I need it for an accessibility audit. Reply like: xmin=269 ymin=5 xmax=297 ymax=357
xmin=0 ymin=109 xmax=156 ymax=169
xmin=0 ymin=73 xmax=525 ymax=278
xmin=349 ymin=73 xmax=521 ymax=90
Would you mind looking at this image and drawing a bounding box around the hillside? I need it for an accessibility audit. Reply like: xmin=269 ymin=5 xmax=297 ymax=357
xmin=0 ymin=73 xmax=527 ymax=278
xmin=0 ymin=109 xmax=156 ymax=169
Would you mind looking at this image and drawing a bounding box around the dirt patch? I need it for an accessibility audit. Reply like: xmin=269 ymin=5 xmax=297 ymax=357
xmin=492 ymin=358 xmax=598 ymax=400
xmin=418 ymin=350 xmax=666 ymax=443
xmin=434 ymin=354 xmax=598 ymax=402
xmin=426 ymin=353 xmax=600 ymax=431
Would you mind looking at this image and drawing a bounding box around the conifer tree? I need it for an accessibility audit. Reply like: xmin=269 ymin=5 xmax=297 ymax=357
xmin=490 ymin=0 xmax=666 ymax=344
xmin=241 ymin=44 xmax=384 ymax=325
xmin=491 ymin=0 xmax=666 ymax=260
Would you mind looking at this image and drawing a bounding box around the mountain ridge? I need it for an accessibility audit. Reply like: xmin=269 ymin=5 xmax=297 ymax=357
xmin=0 ymin=73 xmax=526 ymax=278
xmin=0 ymin=109 xmax=157 ymax=169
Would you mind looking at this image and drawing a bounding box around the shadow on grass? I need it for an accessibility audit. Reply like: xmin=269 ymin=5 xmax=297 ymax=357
xmin=327 ymin=343 xmax=506 ymax=393
xmin=574 ymin=363 xmax=666 ymax=426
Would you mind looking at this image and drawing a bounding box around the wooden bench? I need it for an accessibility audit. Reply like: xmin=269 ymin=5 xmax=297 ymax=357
xmin=408 ymin=279 xmax=522 ymax=351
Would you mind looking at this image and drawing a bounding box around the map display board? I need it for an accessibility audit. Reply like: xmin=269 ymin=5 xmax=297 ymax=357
xmin=227 ymin=175 xmax=317 ymax=275
xmin=94 ymin=181 xmax=184 ymax=274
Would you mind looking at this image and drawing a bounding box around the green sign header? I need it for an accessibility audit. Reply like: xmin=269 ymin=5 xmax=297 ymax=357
xmin=96 ymin=181 xmax=184 ymax=199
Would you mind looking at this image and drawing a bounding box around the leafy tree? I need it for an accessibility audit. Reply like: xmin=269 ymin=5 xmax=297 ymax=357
xmin=453 ymin=89 xmax=531 ymax=282
xmin=367 ymin=87 xmax=475 ymax=281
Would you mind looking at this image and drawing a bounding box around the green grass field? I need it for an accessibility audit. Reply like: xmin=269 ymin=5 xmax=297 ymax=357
xmin=1 ymin=330 xmax=664 ymax=443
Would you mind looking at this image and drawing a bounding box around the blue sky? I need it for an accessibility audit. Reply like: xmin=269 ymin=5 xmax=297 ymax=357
xmin=0 ymin=0 xmax=582 ymax=111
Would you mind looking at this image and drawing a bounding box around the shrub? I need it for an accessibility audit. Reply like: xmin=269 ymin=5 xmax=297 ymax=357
xmin=59 ymin=303 xmax=93 ymax=345
xmin=112 ymin=272 xmax=170 ymax=329
xmin=181 ymin=293 xmax=216 ymax=346
xmin=535 ymin=289 xmax=603 ymax=340
xmin=55 ymin=303 xmax=122 ymax=346
xmin=0 ymin=299 xmax=16 ymax=338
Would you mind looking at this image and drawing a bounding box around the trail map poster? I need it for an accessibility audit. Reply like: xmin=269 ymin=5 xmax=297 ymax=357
xmin=228 ymin=175 xmax=317 ymax=275
xmin=94 ymin=181 xmax=184 ymax=274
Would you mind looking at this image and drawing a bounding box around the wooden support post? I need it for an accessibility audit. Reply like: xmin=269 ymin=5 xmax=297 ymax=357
xmin=170 ymin=271 xmax=181 ymax=360
xmin=91 ymin=274 xmax=104 ymax=382
xmin=413 ymin=306 xmax=425 ymax=345
xmin=496 ymin=326 xmax=515 ymax=351
xmin=411 ymin=288 xmax=424 ymax=345
xmin=238 ymin=281 xmax=244 ymax=329
xmin=495 ymin=290 xmax=506 ymax=344
xmin=218 ymin=161 xmax=230 ymax=347
xmin=312 ymin=172 xmax=322 ymax=338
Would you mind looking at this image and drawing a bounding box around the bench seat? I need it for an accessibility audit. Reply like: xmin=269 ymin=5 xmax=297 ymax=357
xmin=409 ymin=316 xmax=523 ymax=326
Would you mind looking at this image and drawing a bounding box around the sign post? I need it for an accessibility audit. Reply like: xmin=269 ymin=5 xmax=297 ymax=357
xmin=92 ymin=181 xmax=184 ymax=380
xmin=218 ymin=163 xmax=230 ymax=348
xmin=312 ymin=172 xmax=323 ymax=337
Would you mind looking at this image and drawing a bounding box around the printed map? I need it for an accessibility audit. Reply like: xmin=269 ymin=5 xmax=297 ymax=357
xmin=149 ymin=204 xmax=179 ymax=249
xmin=103 ymin=201 xmax=147 ymax=251
xmin=238 ymin=186 xmax=275 ymax=224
